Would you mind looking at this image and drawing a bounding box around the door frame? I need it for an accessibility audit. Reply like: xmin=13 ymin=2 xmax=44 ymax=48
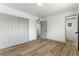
xmin=78 ymin=15 xmax=79 ymax=50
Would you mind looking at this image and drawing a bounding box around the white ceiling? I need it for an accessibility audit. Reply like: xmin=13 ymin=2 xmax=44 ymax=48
xmin=1 ymin=3 xmax=79 ymax=18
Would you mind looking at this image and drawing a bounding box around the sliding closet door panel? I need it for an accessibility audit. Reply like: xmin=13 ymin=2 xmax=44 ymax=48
xmin=0 ymin=14 xmax=29 ymax=49
xmin=0 ymin=15 xmax=10 ymax=48
xmin=16 ymin=17 xmax=29 ymax=43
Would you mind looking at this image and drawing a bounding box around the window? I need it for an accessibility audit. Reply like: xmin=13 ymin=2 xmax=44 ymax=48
xmin=68 ymin=23 xmax=72 ymax=27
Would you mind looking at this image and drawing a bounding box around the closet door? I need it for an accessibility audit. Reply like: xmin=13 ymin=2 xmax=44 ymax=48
xmin=0 ymin=14 xmax=29 ymax=49
xmin=16 ymin=17 xmax=29 ymax=43
xmin=0 ymin=14 xmax=11 ymax=48
xmin=8 ymin=16 xmax=29 ymax=46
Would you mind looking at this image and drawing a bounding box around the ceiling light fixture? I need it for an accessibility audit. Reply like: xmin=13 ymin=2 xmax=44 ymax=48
xmin=37 ymin=3 xmax=43 ymax=6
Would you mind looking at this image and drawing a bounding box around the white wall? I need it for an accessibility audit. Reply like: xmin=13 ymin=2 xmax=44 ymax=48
xmin=29 ymin=18 xmax=37 ymax=41
xmin=43 ymin=10 xmax=76 ymax=43
xmin=0 ymin=5 xmax=38 ymax=49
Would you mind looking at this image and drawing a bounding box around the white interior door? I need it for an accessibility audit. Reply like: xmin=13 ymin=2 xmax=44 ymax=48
xmin=66 ymin=15 xmax=78 ymax=49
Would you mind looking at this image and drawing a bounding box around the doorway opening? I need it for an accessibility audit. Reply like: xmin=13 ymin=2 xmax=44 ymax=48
xmin=36 ymin=19 xmax=47 ymax=40
xmin=36 ymin=19 xmax=41 ymax=39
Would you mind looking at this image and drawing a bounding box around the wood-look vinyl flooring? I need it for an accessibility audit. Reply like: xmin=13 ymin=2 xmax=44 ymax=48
xmin=0 ymin=39 xmax=78 ymax=56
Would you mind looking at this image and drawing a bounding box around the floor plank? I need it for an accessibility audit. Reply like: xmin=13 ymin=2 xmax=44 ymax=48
xmin=0 ymin=39 xmax=79 ymax=56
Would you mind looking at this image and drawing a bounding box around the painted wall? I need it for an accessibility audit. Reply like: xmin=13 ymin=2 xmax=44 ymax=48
xmin=0 ymin=5 xmax=38 ymax=49
xmin=29 ymin=18 xmax=37 ymax=41
xmin=43 ymin=10 xmax=76 ymax=43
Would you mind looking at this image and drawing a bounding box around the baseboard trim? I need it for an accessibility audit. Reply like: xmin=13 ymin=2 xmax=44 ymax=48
xmin=0 ymin=39 xmax=36 ymax=54
xmin=44 ymin=38 xmax=65 ymax=44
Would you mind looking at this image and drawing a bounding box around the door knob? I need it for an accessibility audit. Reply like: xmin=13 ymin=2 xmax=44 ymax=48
xmin=75 ymin=32 xmax=79 ymax=33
